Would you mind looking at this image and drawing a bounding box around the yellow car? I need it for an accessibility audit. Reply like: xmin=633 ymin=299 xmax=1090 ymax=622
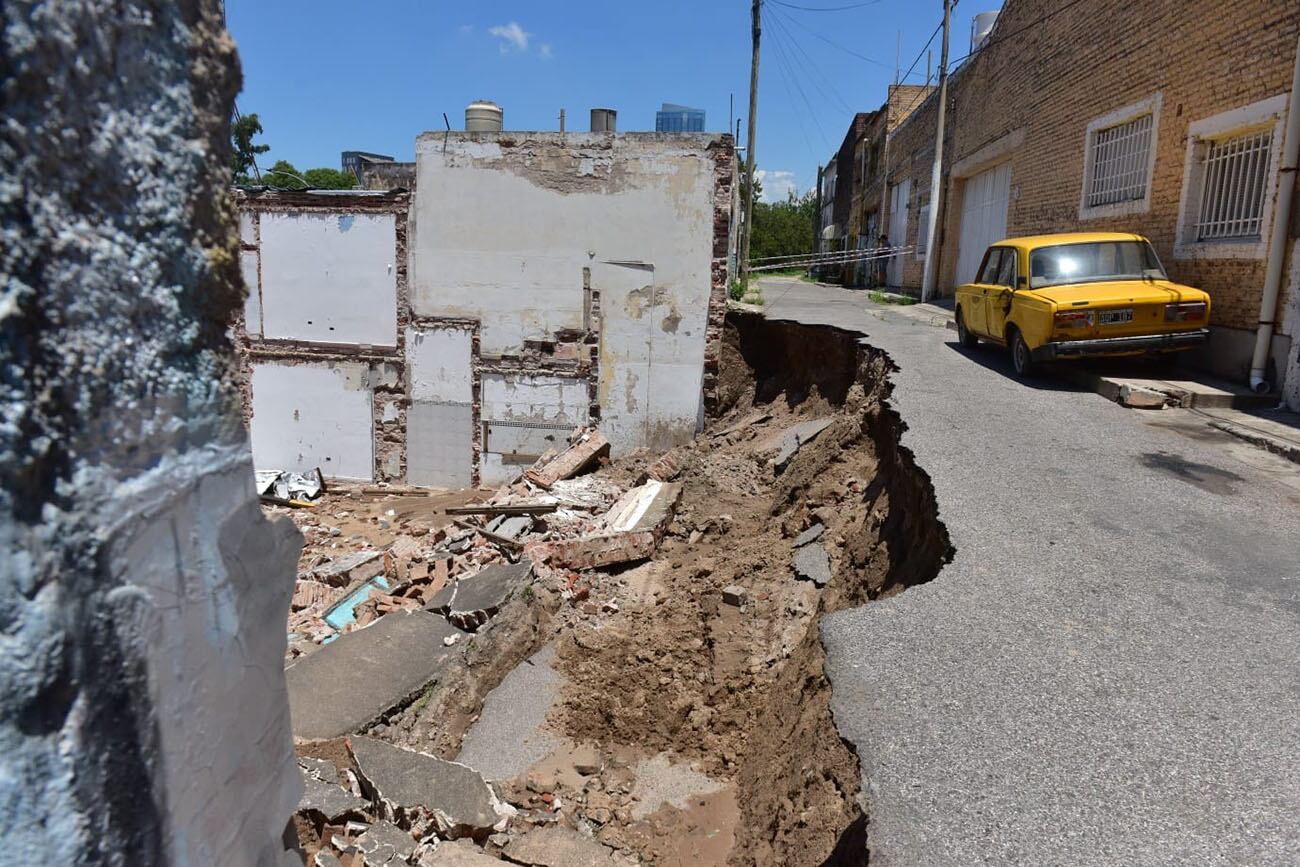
xmin=953 ymin=232 xmax=1210 ymax=377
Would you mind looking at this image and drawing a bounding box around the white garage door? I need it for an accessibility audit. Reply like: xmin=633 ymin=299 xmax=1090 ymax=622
xmin=886 ymin=179 xmax=910 ymax=287
xmin=955 ymin=163 xmax=1011 ymax=285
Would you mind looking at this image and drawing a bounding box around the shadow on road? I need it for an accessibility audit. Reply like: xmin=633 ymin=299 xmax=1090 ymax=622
xmin=943 ymin=339 xmax=1089 ymax=393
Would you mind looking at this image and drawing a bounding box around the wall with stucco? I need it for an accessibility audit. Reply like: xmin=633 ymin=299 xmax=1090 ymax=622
xmin=235 ymin=134 xmax=734 ymax=490
xmin=0 ymin=2 xmax=302 ymax=864
xmin=410 ymin=132 xmax=732 ymax=460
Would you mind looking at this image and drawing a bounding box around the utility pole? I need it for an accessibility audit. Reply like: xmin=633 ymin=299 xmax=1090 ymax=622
xmin=920 ymin=0 xmax=952 ymax=303
xmin=739 ymin=0 xmax=761 ymax=290
xmin=813 ymin=164 xmax=824 ymax=269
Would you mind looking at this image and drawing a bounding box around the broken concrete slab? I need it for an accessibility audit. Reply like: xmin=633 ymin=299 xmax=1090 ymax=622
xmin=774 ymin=418 xmax=834 ymax=474
xmin=299 ymin=771 xmax=368 ymax=822
xmin=629 ymin=752 xmax=727 ymax=821
xmin=286 ymin=610 xmax=464 ymax=740
xmin=502 ymin=825 xmax=616 ymax=867
xmin=456 ymin=645 xmax=565 ymax=782
xmin=1118 ymin=383 xmax=1171 ymax=409
xmin=528 ymin=480 xmax=684 ymax=570
xmin=313 ymin=851 xmax=345 ymax=867
xmin=486 ymin=513 xmax=532 ymax=540
xmin=792 ymin=542 xmax=832 ymax=587
xmin=312 ymin=549 xmax=385 ymax=587
xmin=526 ymin=430 xmax=611 ymax=489
xmin=353 ymin=820 xmax=417 ymax=866
xmin=299 ymin=756 xmax=340 ymax=784
xmin=605 ymin=480 xmax=683 ymax=534
xmin=793 ymin=523 xmax=825 ymax=547
xmin=721 ymin=585 xmax=747 ymax=607
xmin=426 ymin=561 xmax=533 ymax=632
xmin=350 ymin=736 xmax=510 ymax=839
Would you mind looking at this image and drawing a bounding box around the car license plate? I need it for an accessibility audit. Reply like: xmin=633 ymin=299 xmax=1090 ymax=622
xmin=1099 ymin=308 xmax=1133 ymax=325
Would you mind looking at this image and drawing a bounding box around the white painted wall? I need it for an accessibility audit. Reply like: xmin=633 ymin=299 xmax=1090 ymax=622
xmin=249 ymin=362 xmax=374 ymax=481
xmin=411 ymin=133 xmax=718 ymax=455
xmin=406 ymin=327 xmax=472 ymax=402
xmin=480 ymin=372 xmax=590 ymax=485
xmin=241 ymin=249 xmax=261 ymax=336
xmin=259 ymin=212 xmax=397 ymax=346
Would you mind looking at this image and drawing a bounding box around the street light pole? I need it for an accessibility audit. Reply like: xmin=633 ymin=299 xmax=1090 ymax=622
xmin=920 ymin=0 xmax=952 ymax=303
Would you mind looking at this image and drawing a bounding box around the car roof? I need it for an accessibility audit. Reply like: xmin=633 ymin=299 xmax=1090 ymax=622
xmin=992 ymin=232 xmax=1149 ymax=250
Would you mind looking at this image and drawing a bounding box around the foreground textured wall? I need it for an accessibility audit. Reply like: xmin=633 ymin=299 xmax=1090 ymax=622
xmin=0 ymin=2 xmax=302 ymax=864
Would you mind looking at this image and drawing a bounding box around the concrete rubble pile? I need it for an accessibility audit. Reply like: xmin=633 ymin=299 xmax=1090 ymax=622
xmin=285 ymin=427 xmax=684 ymax=662
xmin=296 ymin=738 xmax=635 ymax=866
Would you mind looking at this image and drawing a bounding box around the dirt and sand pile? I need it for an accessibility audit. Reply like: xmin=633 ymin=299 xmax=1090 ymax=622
xmin=282 ymin=313 xmax=950 ymax=866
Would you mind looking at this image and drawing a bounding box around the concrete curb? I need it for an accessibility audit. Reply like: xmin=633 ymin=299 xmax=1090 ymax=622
xmin=1207 ymin=420 xmax=1300 ymax=465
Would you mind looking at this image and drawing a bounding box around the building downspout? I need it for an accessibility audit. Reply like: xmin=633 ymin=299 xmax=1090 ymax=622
xmin=1251 ymin=33 xmax=1300 ymax=393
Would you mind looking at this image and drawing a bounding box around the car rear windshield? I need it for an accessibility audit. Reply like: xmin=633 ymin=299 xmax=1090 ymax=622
xmin=1028 ymin=241 xmax=1167 ymax=289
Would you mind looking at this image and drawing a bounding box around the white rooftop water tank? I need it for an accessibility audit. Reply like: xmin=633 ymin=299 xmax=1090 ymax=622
xmin=971 ymin=11 xmax=999 ymax=53
xmin=465 ymin=100 xmax=503 ymax=132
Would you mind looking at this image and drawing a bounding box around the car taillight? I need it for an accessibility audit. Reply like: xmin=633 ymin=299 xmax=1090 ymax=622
xmin=1054 ymin=310 xmax=1094 ymax=329
xmin=1165 ymin=302 xmax=1206 ymax=322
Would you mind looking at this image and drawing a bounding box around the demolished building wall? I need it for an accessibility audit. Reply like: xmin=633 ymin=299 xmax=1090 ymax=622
xmin=237 ymin=132 xmax=734 ymax=488
xmin=0 ymin=2 xmax=302 ymax=865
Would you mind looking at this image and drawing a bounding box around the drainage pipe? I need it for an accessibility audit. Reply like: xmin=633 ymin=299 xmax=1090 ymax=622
xmin=1251 ymin=34 xmax=1300 ymax=393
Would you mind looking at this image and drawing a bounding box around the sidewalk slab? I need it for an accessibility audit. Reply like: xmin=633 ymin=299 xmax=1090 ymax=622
xmin=286 ymin=610 xmax=464 ymax=740
xmin=1061 ymin=366 xmax=1278 ymax=410
xmin=1195 ymin=407 xmax=1300 ymax=464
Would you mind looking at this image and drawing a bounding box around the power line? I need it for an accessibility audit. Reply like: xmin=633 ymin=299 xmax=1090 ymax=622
xmin=771 ymin=3 xmax=894 ymax=70
xmin=765 ymin=7 xmax=854 ymax=115
xmin=766 ymin=10 xmax=833 ymax=158
xmin=763 ymin=4 xmax=836 ymax=191
xmin=947 ymin=0 xmax=1093 ymax=67
xmin=768 ymin=0 xmax=883 ymax=11
xmin=898 ymin=20 xmax=943 ymax=85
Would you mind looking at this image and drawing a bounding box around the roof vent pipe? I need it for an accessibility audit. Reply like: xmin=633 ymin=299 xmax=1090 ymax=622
xmin=590 ymin=108 xmax=617 ymax=132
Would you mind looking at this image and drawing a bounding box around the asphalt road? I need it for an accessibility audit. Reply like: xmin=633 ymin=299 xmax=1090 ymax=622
xmin=758 ymin=277 xmax=1300 ymax=866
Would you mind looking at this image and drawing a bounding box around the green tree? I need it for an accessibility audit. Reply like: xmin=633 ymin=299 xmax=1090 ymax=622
xmin=260 ymin=160 xmax=309 ymax=189
xmin=230 ymin=112 xmax=270 ymax=182
xmin=750 ymin=188 xmax=817 ymax=263
xmin=302 ymin=167 xmax=357 ymax=190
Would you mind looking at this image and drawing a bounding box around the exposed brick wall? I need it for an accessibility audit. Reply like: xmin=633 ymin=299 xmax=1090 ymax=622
xmin=703 ymin=135 xmax=737 ymax=415
xmin=882 ymin=0 xmax=1298 ymax=339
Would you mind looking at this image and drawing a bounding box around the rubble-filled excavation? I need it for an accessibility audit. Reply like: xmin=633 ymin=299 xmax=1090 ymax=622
xmin=282 ymin=311 xmax=951 ymax=866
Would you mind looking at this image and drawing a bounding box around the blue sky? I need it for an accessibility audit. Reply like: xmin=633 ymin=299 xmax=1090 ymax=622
xmin=227 ymin=0 xmax=1001 ymax=201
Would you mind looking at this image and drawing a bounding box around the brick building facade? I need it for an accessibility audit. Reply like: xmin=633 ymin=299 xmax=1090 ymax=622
xmin=879 ymin=0 xmax=1299 ymax=390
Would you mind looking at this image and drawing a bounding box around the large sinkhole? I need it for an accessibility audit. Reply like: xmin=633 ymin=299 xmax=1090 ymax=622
xmin=291 ymin=310 xmax=952 ymax=866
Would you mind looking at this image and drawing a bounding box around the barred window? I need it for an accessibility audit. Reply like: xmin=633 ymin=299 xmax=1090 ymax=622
xmin=1086 ymin=114 xmax=1155 ymax=208
xmin=1195 ymin=129 xmax=1273 ymax=241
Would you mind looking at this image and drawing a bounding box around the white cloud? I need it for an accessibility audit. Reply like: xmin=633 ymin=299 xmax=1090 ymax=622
xmin=756 ymin=170 xmax=797 ymax=203
xmin=458 ymin=24 xmax=473 ymax=35
xmin=539 ymin=43 xmax=553 ymax=60
xmin=489 ymin=22 xmax=531 ymax=53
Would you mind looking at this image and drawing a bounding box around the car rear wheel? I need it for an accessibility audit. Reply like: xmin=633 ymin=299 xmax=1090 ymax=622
xmin=1010 ymin=329 xmax=1035 ymax=378
xmin=955 ymin=308 xmax=978 ymax=348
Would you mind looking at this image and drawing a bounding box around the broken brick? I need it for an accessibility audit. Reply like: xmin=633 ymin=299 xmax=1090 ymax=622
xmin=525 ymin=429 xmax=611 ymax=489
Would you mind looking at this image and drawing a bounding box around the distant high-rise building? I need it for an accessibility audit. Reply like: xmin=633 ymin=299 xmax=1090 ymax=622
xmin=341 ymin=150 xmax=394 ymax=182
xmin=655 ymin=103 xmax=705 ymax=133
